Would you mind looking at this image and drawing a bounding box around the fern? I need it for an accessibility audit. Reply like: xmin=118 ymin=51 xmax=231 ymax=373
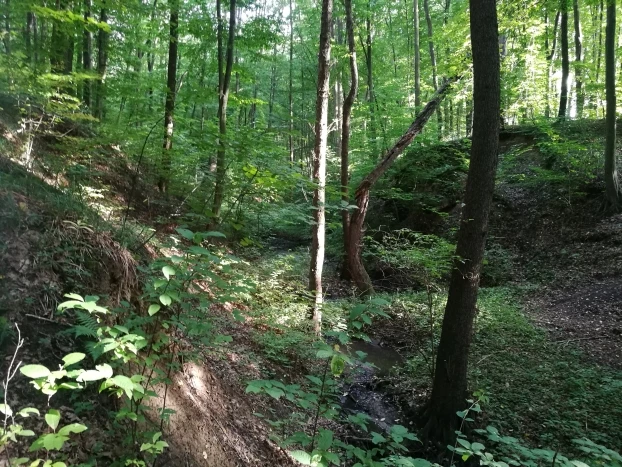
xmin=64 ymin=310 xmax=99 ymax=339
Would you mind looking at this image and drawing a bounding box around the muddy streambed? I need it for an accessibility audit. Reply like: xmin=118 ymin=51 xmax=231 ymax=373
xmin=341 ymin=339 xmax=407 ymax=432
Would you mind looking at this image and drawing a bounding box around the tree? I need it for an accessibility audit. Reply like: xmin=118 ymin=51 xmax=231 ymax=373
xmin=604 ymin=0 xmax=618 ymax=208
xmin=94 ymin=3 xmax=108 ymax=120
xmin=212 ymin=0 xmax=237 ymax=224
xmin=573 ymin=0 xmax=584 ymax=118
xmin=414 ymin=0 xmax=421 ymax=108
xmin=341 ymin=0 xmax=358 ymax=280
xmin=158 ymin=0 xmax=179 ymax=193
xmin=309 ymin=0 xmax=333 ymax=333
xmin=558 ymin=0 xmax=569 ymax=118
xmin=82 ymin=0 xmax=92 ymax=108
xmin=347 ymin=78 xmax=455 ymax=295
xmin=425 ymin=0 xmax=500 ymax=441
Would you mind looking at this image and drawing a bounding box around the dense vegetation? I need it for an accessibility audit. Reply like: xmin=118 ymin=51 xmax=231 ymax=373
xmin=0 ymin=0 xmax=622 ymax=466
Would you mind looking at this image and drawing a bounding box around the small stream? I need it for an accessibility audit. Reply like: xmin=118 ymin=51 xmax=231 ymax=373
xmin=340 ymin=339 xmax=406 ymax=433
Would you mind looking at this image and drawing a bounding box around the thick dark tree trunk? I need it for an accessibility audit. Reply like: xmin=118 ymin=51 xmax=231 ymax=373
xmin=604 ymin=0 xmax=619 ymax=208
xmin=94 ymin=4 xmax=108 ymax=120
xmin=341 ymin=0 xmax=358 ymax=280
xmin=158 ymin=0 xmax=178 ymax=193
xmin=82 ymin=0 xmax=92 ymax=107
xmin=309 ymin=0 xmax=333 ymax=333
xmin=573 ymin=0 xmax=584 ymax=118
xmin=425 ymin=0 xmax=500 ymax=444
xmin=558 ymin=0 xmax=570 ymax=119
xmin=212 ymin=0 xmax=236 ymax=223
xmin=348 ymin=78 xmax=456 ymax=295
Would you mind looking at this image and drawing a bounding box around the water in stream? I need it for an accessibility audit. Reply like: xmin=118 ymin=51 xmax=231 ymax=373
xmin=341 ymin=339 xmax=406 ymax=432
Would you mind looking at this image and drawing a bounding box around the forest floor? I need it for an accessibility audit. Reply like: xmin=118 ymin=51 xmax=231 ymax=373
xmin=1 ymin=121 xmax=622 ymax=465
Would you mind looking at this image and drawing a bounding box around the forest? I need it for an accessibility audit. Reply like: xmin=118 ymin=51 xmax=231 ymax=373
xmin=0 ymin=0 xmax=622 ymax=465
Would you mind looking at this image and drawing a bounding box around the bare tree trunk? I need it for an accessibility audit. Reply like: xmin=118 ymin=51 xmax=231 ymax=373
xmin=426 ymin=0 xmax=500 ymax=443
xmin=26 ymin=11 xmax=33 ymax=64
xmin=604 ymin=0 xmax=619 ymax=208
xmin=158 ymin=0 xmax=178 ymax=193
xmin=82 ymin=0 xmax=92 ymax=108
xmin=364 ymin=7 xmax=377 ymax=151
xmin=414 ymin=0 xmax=421 ymax=108
xmin=288 ymin=0 xmax=294 ymax=164
xmin=4 ymin=0 xmax=10 ymax=55
xmin=423 ymin=0 xmax=442 ymax=136
xmin=309 ymin=0 xmax=333 ymax=333
xmin=545 ymin=10 xmax=560 ymax=118
xmin=268 ymin=43 xmax=277 ymax=130
xmin=348 ymin=78 xmax=456 ymax=295
xmin=94 ymin=4 xmax=108 ymax=120
xmin=341 ymin=0 xmax=358 ymax=280
xmin=212 ymin=0 xmax=236 ymax=223
xmin=558 ymin=0 xmax=570 ymax=118
xmin=573 ymin=0 xmax=584 ymax=118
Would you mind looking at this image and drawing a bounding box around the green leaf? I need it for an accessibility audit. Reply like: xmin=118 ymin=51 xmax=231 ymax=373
xmin=330 ymin=355 xmax=345 ymax=377
xmin=160 ymin=294 xmax=172 ymax=306
xmin=109 ymin=375 xmax=135 ymax=399
xmin=18 ymin=407 xmax=40 ymax=418
xmin=176 ymin=228 xmax=195 ymax=240
xmin=317 ymin=429 xmax=334 ymax=451
xmin=265 ymin=387 xmax=285 ymax=400
xmin=316 ymin=349 xmax=333 ymax=359
xmin=162 ymin=266 xmax=176 ymax=280
xmin=20 ymin=364 xmax=51 ymax=379
xmin=371 ymin=432 xmax=386 ymax=444
xmin=62 ymin=352 xmax=86 ymax=366
xmin=58 ymin=423 xmax=87 ymax=436
xmin=0 ymin=403 xmax=12 ymax=416
xmin=45 ymin=409 xmax=61 ymax=431
xmin=289 ymin=450 xmax=312 ymax=465
xmin=456 ymin=438 xmax=471 ymax=449
xmin=471 ymin=442 xmax=485 ymax=452
xmin=63 ymin=293 xmax=84 ymax=301
xmin=148 ymin=304 xmax=161 ymax=316
xmin=202 ymin=231 xmax=227 ymax=238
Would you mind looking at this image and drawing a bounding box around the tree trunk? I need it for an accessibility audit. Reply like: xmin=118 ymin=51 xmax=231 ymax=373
xmin=212 ymin=0 xmax=236 ymax=223
xmin=425 ymin=0 xmax=500 ymax=443
xmin=545 ymin=10 xmax=560 ymax=118
xmin=596 ymin=0 xmax=604 ymax=83
xmin=365 ymin=7 xmax=377 ymax=151
xmin=423 ymin=0 xmax=442 ymax=136
xmin=341 ymin=0 xmax=358 ymax=280
xmin=288 ymin=0 xmax=294 ymax=164
xmin=82 ymin=0 xmax=92 ymax=108
xmin=558 ymin=0 xmax=570 ymax=119
xmin=604 ymin=0 xmax=619 ymax=208
xmin=573 ymin=0 xmax=584 ymax=118
xmin=309 ymin=0 xmax=333 ymax=333
xmin=94 ymin=4 xmax=108 ymax=120
xmin=414 ymin=0 xmax=421 ymax=108
xmin=4 ymin=0 xmax=10 ymax=55
xmin=158 ymin=0 xmax=178 ymax=193
xmin=26 ymin=12 xmax=33 ymax=64
xmin=348 ymin=78 xmax=456 ymax=295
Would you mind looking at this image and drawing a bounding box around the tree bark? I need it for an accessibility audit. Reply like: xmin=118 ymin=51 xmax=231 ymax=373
xmin=82 ymin=0 xmax=92 ymax=108
xmin=26 ymin=12 xmax=33 ymax=64
xmin=341 ymin=0 xmax=358 ymax=280
xmin=604 ymin=0 xmax=619 ymax=208
xmin=309 ymin=0 xmax=333 ymax=333
xmin=414 ymin=0 xmax=421 ymax=108
xmin=288 ymin=0 xmax=294 ymax=164
xmin=545 ymin=10 xmax=560 ymax=118
xmin=4 ymin=0 xmax=10 ymax=55
xmin=94 ymin=4 xmax=108 ymax=120
xmin=573 ymin=0 xmax=584 ymax=118
xmin=558 ymin=0 xmax=570 ymax=119
xmin=426 ymin=0 xmax=500 ymax=443
xmin=423 ymin=0 xmax=442 ymax=136
xmin=348 ymin=78 xmax=456 ymax=295
xmin=158 ymin=0 xmax=178 ymax=193
xmin=212 ymin=0 xmax=236 ymax=223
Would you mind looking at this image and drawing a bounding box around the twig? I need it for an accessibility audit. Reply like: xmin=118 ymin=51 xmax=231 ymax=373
xmin=25 ymin=314 xmax=68 ymax=325
xmin=554 ymin=335 xmax=609 ymax=345
xmin=3 ymin=324 xmax=24 ymax=467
